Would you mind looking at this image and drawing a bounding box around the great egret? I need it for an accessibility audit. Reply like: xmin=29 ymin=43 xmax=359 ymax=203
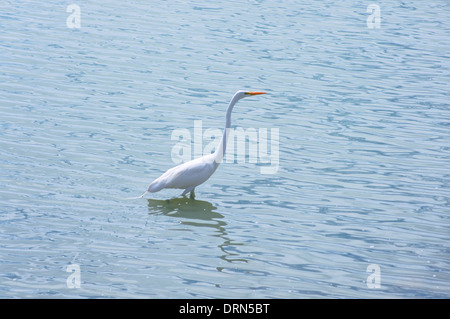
xmin=129 ymin=90 xmax=266 ymax=199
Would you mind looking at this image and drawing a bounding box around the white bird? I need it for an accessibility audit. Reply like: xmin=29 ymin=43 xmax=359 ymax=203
xmin=129 ymin=90 xmax=266 ymax=199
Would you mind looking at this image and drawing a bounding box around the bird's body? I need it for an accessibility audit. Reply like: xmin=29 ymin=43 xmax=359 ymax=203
xmin=148 ymin=153 xmax=218 ymax=196
xmin=129 ymin=90 xmax=266 ymax=199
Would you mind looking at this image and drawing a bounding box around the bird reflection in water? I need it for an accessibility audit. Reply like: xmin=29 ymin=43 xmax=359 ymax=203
xmin=147 ymin=197 xmax=247 ymax=265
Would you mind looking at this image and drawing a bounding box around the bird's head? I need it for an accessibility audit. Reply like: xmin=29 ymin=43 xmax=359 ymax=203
xmin=235 ymin=90 xmax=267 ymax=100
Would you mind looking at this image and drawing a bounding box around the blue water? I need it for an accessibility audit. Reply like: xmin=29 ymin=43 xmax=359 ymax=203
xmin=1 ymin=0 xmax=449 ymax=298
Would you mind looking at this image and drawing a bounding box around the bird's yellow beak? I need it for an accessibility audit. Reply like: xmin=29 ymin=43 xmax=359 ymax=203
xmin=245 ymin=92 xmax=267 ymax=96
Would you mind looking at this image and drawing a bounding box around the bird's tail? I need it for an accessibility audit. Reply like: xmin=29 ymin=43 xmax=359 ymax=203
xmin=124 ymin=180 xmax=161 ymax=200
xmin=124 ymin=189 xmax=149 ymax=200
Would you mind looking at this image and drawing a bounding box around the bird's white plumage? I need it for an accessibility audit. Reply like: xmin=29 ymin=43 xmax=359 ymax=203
xmin=148 ymin=153 xmax=218 ymax=192
xmin=129 ymin=90 xmax=266 ymax=199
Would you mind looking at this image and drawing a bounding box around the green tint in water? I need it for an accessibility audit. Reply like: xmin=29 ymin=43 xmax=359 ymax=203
xmin=1 ymin=0 xmax=449 ymax=298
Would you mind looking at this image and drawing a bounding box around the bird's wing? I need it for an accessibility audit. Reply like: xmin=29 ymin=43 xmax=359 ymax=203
xmin=148 ymin=156 xmax=215 ymax=192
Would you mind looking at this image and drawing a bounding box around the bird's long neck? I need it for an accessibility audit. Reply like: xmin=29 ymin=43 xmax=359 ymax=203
xmin=213 ymin=93 xmax=240 ymax=165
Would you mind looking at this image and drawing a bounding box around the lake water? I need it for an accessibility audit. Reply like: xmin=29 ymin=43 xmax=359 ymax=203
xmin=1 ymin=0 xmax=449 ymax=298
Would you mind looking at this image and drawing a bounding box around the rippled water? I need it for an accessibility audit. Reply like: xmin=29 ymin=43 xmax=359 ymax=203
xmin=1 ymin=0 xmax=449 ymax=298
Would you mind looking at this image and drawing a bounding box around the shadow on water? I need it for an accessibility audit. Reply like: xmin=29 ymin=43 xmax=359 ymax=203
xmin=147 ymin=197 xmax=247 ymax=264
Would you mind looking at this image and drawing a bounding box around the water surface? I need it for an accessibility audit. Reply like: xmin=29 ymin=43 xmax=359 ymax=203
xmin=1 ymin=0 xmax=449 ymax=298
